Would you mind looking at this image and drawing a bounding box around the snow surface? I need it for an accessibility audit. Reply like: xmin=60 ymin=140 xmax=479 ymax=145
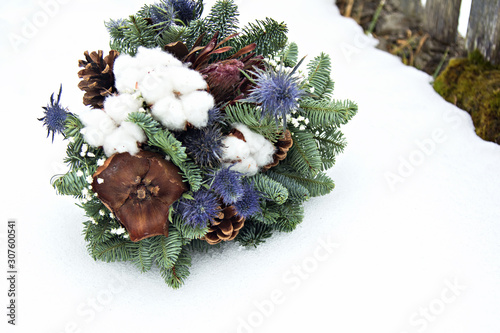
xmin=2 ymin=0 xmax=500 ymax=332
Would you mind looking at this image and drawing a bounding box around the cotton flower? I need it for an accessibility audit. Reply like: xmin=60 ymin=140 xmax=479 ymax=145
xmin=79 ymin=109 xmax=117 ymax=147
xmin=102 ymin=122 xmax=146 ymax=156
xmin=221 ymin=124 xmax=276 ymax=176
xmin=104 ymin=93 xmax=143 ymax=124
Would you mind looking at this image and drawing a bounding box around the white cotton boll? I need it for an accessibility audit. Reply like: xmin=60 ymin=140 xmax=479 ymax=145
xmin=138 ymin=70 xmax=174 ymax=104
xmin=103 ymin=125 xmax=142 ymax=156
xmin=151 ymin=96 xmax=187 ymax=130
xmin=166 ymin=66 xmax=208 ymax=94
xmin=119 ymin=122 xmax=146 ymax=144
xmin=104 ymin=94 xmax=142 ymax=124
xmin=79 ymin=109 xmax=117 ymax=147
xmin=181 ymin=91 xmax=214 ymax=128
xmin=231 ymin=123 xmax=275 ymax=167
xmin=135 ymin=47 xmax=182 ymax=69
xmin=221 ymin=136 xmax=250 ymax=162
xmin=227 ymin=157 xmax=259 ymax=176
xmin=253 ymin=139 xmax=276 ymax=167
xmin=114 ymin=67 xmax=146 ymax=93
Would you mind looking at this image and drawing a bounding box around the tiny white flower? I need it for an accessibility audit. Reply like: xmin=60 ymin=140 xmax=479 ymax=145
xmin=86 ymin=175 xmax=94 ymax=184
xmin=297 ymin=115 xmax=305 ymax=122
xmin=92 ymin=219 xmax=98 ymax=225
xmin=87 ymin=152 xmax=96 ymax=158
xmin=69 ymin=137 xmax=75 ymax=143
xmin=76 ymin=170 xmax=84 ymax=177
xmin=304 ymin=118 xmax=310 ymax=125
xmin=88 ymin=185 xmax=93 ymax=190
xmin=109 ymin=212 xmax=115 ymax=219
xmin=81 ymin=144 xmax=88 ymax=152
xmin=123 ymin=234 xmax=130 ymax=239
xmin=81 ymin=188 xmax=89 ymax=196
xmin=299 ymin=124 xmax=306 ymax=130
xmin=97 ymin=158 xmax=106 ymax=166
xmin=164 ymin=155 xmax=171 ymax=161
xmin=99 ymin=210 xmax=106 ymax=216
xmin=97 ymin=178 xmax=104 ymax=184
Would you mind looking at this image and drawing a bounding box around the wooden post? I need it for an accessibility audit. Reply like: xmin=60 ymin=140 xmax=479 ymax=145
xmin=423 ymin=0 xmax=462 ymax=44
xmin=394 ymin=0 xmax=424 ymax=21
xmin=466 ymin=0 xmax=500 ymax=65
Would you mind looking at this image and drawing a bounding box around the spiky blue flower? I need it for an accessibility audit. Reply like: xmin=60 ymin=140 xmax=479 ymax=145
xmin=150 ymin=0 xmax=176 ymax=31
xmin=39 ymin=85 xmax=69 ymax=142
xmin=234 ymin=182 xmax=262 ymax=219
xmin=176 ymin=189 xmax=221 ymax=228
xmin=172 ymin=0 xmax=196 ymax=24
xmin=207 ymin=107 xmax=225 ymax=126
xmin=183 ymin=125 xmax=223 ymax=167
xmin=210 ymin=166 xmax=244 ymax=205
xmin=246 ymin=66 xmax=304 ymax=127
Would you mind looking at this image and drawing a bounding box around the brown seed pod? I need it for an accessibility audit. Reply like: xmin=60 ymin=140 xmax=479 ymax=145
xmin=92 ymin=151 xmax=187 ymax=242
xmin=201 ymin=205 xmax=245 ymax=245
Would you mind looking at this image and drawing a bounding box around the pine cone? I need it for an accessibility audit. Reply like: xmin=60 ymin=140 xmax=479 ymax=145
xmin=78 ymin=50 xmax=118 ymax=109
xmin=201 ymin=205 xmax=245 ymax=245
xmin=262 ymin=129 xmax=293 ymax=171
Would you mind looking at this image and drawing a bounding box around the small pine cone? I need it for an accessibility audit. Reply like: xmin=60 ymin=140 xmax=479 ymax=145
xmin=201 ymin=205 xmax=245 ymax=245
xmin=262 ymin=130 xmax=293 ymax=171
xmin=78 ymin=50 xmax=118 ymax=109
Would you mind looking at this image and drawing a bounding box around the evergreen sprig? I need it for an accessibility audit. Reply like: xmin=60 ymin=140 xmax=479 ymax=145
xmin=299 ymin=98 xmax=358 ymax=128
xmin=304 ymin=53 xmax=335 ymax=100
xmin=107 ymin=15 xmax=158 ymax=55
xmin=236 ymin=220 xmax=273 ymax=247
xmin=232 ymin=18 xmax=288 ymax=58
xmin=249 ymin=173 xmax=289 ymax=204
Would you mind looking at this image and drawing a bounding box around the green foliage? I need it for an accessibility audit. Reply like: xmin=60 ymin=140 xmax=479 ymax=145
xmin=52 ymin=168 xmax=94 ymax=197
xmin=157 ymin=25 xmax=188 ymax=47
xmin=271 ymin=201 xmax=304 ymax=232
xmin=236 ymin=220 xmax=273 ymax=247
xmin=281 ymin=42 xmax=299 ymax=67
xmin=106 ymin=15 xmax=158 ymax=55
xmin=88 ymin=237 xmax=132 ymax=263
xmin=285 ymin=127 xmax=323 ymax=176
xmin=232 ymin=18 xmax=288 ymax=58
xmin=149 ymin=228 xmax=183 ymax=270
xmin=312 ymin=127 xmax=346 ymax=170
xmin=224 ymin=103 xmax=282 ymax=143
xmin=249 ymin=173 xmax=288 ymax=204
xmin=304 ymin=53 xmax=334 ymax=100
xmin=171 ymin=212 xmax=208 ymax=243
xmin=273 ymin=165 xmax=335 ymax=197
xmin=265 ymin=170 xmax=310 ymax=202
xmin=299 ymin=98 xmax=358 ymax=128
xmin=204 ymin=0 xmax=239 ymax=42
xmin=159 ymin=246 xmax=192 ymax=289
xmin=131 ymin=237 xmax=156 ymax=272
xmin=187 ymin=239 xmax=221 ymax=252
xmin=128 ymin=112 xmax=203 ymax=191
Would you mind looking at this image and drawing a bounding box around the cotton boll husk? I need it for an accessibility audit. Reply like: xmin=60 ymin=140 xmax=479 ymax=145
xmin=221 ymin=136 xmax=250 ymax=162
xmin=102 ymin=125 xmax=142 ymax=157
xmin=79 ymin=109 xmax=117 ymax=147
xmin=138 ymin=70 xmax=174 ymax=104
xmin=151 ymin=96 xmax=187 ymax=130
xmin=103 ymin=93 xmax=143 ymax=124
xmin=181 ymin=91 xmax=214 ymax=128
xmin=166 ymin=66 xmax=208 ymax=94
xmin=135 ymin=47 xmax=183 ymax=69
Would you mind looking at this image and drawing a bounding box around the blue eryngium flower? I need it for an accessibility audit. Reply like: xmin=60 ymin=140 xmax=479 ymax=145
xmin=210 ymin=166 xmax=244 ymax=205
xmin=183 ymin=124 xmax=223 ymax=167
xmin=234 ymin=182 xmax=262 ymax=219
xmin=176 ymin=189 xmax=221 ymax=228
xmin=39 ymin=85 xmax=69 ymax=142
xmin=246 ymin=66 xmax=304 ymax=127
xmin=172 ymin=0 xmax=196 ymax=24
xmin=150 ymin=0 xmax=176 ymax=30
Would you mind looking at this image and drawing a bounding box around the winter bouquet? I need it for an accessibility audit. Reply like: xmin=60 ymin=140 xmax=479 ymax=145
xmin=40 ymin=0 xmax=357 ymax=288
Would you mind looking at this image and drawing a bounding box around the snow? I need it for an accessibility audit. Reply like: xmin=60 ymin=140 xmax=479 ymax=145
xmin=1 ymin=0 xmax=499 ymax=332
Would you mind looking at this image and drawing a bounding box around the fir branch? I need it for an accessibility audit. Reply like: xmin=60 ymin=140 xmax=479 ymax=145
xmin=83 ymin=220 xmax=114 ymax=245
xmin=252 ymin=203 xmax=280 ymax=224
xmin=51 ymin=168 xmax=94 ymax=197
xmin=88 ymin=237 xmax=133 ymax=262
xmin=106 ymin=15 xmax=158 ymax=55
xmin=157 ymin=24 xmax=188 ymax=48
xmin=299 ymin=98 xmax=358 ymax=128
xmin=128 ymin=112 xmax=203 ymax=191
xmin=285 ymin=127 xmax=323 ymax=176
xmin=224 ymin=103 xmax=281 ymax=143
xmin=170 ymin=212 xmax=209 ymax=243
xmin=281 ymin=42 xmax=299 ymax=67
xmin=186 ymin=239 xmax=221 ymax=252
xmin=131 ymin=237 xmax=155 ymax=272
xmin=273 ymin=166 xmax=335 ymax=197
xmin=149 ymin=227 xmax=183 ymax=270
xmin=265 ymin=170 xmax=310 ymax=202
xmin=272 ymin=201 xmax=304 ymax=232
xmin=312 ymin=127 xmax=347 ymax=170
xmin=204 ymin=0 xmax=239 ymax=42
xmin=236 ymin=220 xmax=273 ymax=247
xmin=304 ymin=53 xmax=334 ymax=99
xmin=159 ymin=246 xmax=191 ymax=289
xmin=248 ymin=173 xmax=288 ymax=204
xmin=233 ymin=18 xmax=288 ymax=58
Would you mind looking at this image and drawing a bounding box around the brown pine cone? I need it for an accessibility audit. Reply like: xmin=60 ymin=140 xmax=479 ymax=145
xmin=78 ymin=50 xmax=118 ymax=109
xmin=262 ymin=129 xmax=293 ymax=171
xmin=201 ymin=205 xmax=245 ymax=245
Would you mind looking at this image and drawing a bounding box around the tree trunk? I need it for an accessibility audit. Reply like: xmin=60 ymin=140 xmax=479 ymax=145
xmin=466 ymin=0 xmax=500 ymax=65
xmin=423 ymin=0 xmax=462 ymax=44
xmin=394 ymin=0 xmax=424 ymax=21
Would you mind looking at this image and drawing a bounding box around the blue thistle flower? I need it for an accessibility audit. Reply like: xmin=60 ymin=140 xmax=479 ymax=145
xmin=176 ymin=189 xmax=221 ymax=228
xmin=183 ymin=125 xmax=223 ymax=167
xmin=207 ymin=107 xmax=225 ymax=126
xmin=246 ymin=66 xmax=304 ymax=127
xmin=172 ymin=0 xmax=196 ymax=24
xmin=39 ymin=85 xmax=70 ymax=142
xmin=210 ymin=166 xmax=245 ymax=205
xmin=234 ymin=182 xmax=262 ymax=219
xmin=150 ymin=0 xmax=176 ymax=31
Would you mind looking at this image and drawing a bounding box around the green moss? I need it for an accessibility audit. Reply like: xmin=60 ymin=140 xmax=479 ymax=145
xmin=434 ymin=50 xmax=500 ymax=144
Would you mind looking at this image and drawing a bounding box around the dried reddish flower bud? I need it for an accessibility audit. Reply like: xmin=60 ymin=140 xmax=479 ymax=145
xmin=92 ymin=151 xmax=187 ymax=242
xmin=201 ymin=59 xmax=245 ymax=104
